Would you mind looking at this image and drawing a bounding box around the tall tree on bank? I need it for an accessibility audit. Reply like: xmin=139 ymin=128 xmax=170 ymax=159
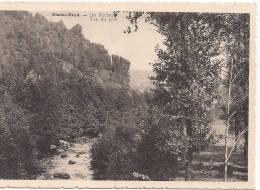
xmin=126 ymin=12 xmax=222 ymax=180
xmin=217 ymin=13 xmax=249 ymax=180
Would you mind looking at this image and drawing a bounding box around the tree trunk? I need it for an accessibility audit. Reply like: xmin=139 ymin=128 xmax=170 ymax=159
xmin=179 ymin=13 xmax=193 ymax=181
xmin=244 ymin=117 xmax=248 ymax=163
xmin=224 ymin=54 xmax=234 ymax=181
xmin=234 ymin=115 xmax=239 ymax=150
xmin=185 ymin=147 xmax=193 ymax=181
xmin=224 ymin=120 xmax=229 ymax=181
xmin=244 ymin=130 xmax=248 ymax=163
xmin=185 ymin=119 xmax=193 ymax=181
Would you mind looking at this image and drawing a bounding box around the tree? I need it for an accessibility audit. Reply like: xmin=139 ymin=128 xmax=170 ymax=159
xmin=217 ymin=13 xmax=249 ymax=180
xmin=125 ymin=12 xmax=222 ymax=180
xmin=91 ymin=114 xmax=140 ymax=180
xmin=0 ymin=92 xmax=36 ymax=179
xmin=136 ymin=107 xmax=188 ymax=180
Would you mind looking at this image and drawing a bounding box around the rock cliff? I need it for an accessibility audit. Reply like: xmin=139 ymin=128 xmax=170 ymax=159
xmin=0 ymin=11 xmax=130 ymax=86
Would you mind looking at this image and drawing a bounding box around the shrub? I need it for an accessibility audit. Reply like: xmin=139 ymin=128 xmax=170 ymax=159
xmin=91 ymin=122 xmax=138 ymax=180
xmin=0 ymin=93 xmax=36 ymax=179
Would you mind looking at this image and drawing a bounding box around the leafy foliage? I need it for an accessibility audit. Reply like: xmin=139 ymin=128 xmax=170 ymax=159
xmin=0 ymin=93 xmax=36 ymax=179
xmin=0 ymin=11 xmax=137 ymax=179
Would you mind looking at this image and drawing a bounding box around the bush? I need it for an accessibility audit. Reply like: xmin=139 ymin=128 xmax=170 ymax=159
xmin=91 ymin=123 xmax=138 ymax=180
xmin=91 ymin=107 xmax=189 ymax=181
xmin=135 ymin=108 xmax=188 ymax=180
xmin=0 ymin=94 xmax=36 ymax=179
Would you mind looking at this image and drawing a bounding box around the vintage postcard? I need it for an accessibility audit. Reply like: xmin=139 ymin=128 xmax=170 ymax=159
xmin=0 ymin=2 xmax=256 ymax=189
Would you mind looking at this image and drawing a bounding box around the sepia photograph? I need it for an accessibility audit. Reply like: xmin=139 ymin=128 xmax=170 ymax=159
xmin=0 ymin=2 xmax=256 ymax=189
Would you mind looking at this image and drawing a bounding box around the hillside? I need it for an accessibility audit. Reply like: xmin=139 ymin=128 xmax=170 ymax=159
xmin=0 ymin=11 xmax=149 ymax=179
xmin=0 ymin=11 xmax=131 ymax=87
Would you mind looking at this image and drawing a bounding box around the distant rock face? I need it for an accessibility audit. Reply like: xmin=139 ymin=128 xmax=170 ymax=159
xmin=95 ymin=55 xmax=130 ymax=85
xmin=0 ymin=11 xmax=130 ymax=86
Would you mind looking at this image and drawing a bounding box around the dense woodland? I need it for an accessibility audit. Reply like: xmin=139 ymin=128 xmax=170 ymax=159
xmin=0 ymin=11 xmax=147 ymax=178
xmin=0 ymin=11 xmax=249 ymax=181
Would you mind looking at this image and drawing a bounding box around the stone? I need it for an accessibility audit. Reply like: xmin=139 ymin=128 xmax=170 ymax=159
xmin=59 ymin=140 xmax=70 ymax=146
xmin=68 ymin=160 xmax=76 ymax=164
xmin=77 ymin=151 xmax=87 ymax=155
xmin=119 ymin=57 xmax=131 ymax=70
xmin=57 ymin=149 xmax=64 ymax=153
xmin=53 ymin=172 xmax=70 ymax=179
xmin=61 ymin=154 xmax=68 ymax=158
xmin=25 ymin=70 xmax=40 ymax=83
xmin=74 ymin=173 xmax=85 ymax=179
xmin=112 ymin=54 xmax=120 ymax=65
xmin=99 ymin=53 xmax=111 ymax=62
xmin=50 ymin=145 xmax=57 ymax=150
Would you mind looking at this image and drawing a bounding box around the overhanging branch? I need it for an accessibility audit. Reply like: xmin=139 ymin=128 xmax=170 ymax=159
xmin=226 ymin=127 xmax=248 ymax=163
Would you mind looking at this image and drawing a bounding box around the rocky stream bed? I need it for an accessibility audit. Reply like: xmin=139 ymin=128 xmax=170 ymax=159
xmin=36 ymin=138 xmax=97 ymax=180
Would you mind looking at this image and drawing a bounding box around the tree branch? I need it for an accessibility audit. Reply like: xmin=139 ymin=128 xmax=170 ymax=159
xmin=231 ymin=63 xmax=247 ymax=84
xmin=226 ymin=127 xmax=248 ymax=162
xmin=227 ymin=111 xmax=237 ymax=123
xmin=236 ymin=140 xmax=247 ymax=150
xmin=231 ymin=94 xmax=248 ymax=106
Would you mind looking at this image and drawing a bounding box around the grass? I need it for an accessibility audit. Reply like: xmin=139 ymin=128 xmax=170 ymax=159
xmin=176 ymin=120 xmax=248 ymax=181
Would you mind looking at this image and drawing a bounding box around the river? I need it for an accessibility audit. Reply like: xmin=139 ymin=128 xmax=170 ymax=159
xmin=36 ymin=138 xmax=97 ymax=180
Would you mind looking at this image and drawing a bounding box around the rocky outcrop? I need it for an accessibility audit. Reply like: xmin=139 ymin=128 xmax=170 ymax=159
xmin=70 ymin=24 xmax=83 ymax=35
xmin=94 ymin=54 xmax=130 ymax=85
xmin=0 ymin=11 xmax=130 ymax=86
xmin=25 ymin=70 xmax=40 ymax=83
xmin=34 ymin=13 xmax=48 ymax=25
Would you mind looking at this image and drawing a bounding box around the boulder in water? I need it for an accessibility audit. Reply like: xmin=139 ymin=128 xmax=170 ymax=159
xmin=78 ymin=151 xmax=87 ymax=155
xmin=50 ymin=145 xmax=57 ymax=150
xmin=74 ymin=173 xmax=85 ymax=179
xmin=57 ymin=149 xmax=64 ymax=153
xmin=61 ymin=154 xmax=68 ymax=158
xmin=53 ymin=172 xmax=70 ymax=179
xmin=68 ymin=160 xmax=76 ymax=164
xmin=59 ymin=140 xmax=71 ymax=146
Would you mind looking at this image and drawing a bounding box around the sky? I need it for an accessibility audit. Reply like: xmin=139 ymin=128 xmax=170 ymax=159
xmin=33 ymin=11 xmax=165 ymax=71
